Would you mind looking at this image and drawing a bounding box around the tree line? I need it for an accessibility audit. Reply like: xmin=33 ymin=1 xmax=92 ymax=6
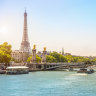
xmin=0 ymin=42 xmax=96 ymax=64
xmin=46 ymin=52 xmax=93 ymax=64
xmin=28 ymin=51 xmax=96 ymax=64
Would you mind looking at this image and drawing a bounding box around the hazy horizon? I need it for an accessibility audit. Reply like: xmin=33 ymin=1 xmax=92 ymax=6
xmin=0 ymin=0 xmax=96 ymax=56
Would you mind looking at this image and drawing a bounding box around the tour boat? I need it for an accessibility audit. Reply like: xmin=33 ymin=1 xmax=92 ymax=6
xmin=6 ymin=66 xmax=29 ymax=74
xmin=77 ymin=68 xmax=94 ymax=74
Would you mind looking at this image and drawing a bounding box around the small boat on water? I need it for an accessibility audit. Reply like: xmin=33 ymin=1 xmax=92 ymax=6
xmin=77 ymin=68 xmax=94 ymax=74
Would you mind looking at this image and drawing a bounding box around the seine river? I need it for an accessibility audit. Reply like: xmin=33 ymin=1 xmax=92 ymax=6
xmin=0 ymin=71 xmax=96 ymax=96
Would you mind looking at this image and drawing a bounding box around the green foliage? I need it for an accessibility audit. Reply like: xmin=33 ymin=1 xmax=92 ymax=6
xmin=46 ymin=55 xmax=56 ymax=63
xmin=0 ymin=42 xmax=12 ymax=54
xmin=50 ymin=52 xmax=67 ymax=62
xmin=59 ymin=54 xmax=68 ymax=62
xmin=48 ymin=52 xmax=93 ymax=64
xmin=64 ymin=55 xmax=85 ymax=63
xmin=64 ymin=55 xmax=92 ymax=63
xmin=0 ymin=42 xmax=12 ymax=64
xmin=27 ymin=51 xmax=95 ymax=64
xmin=92 ymin=58 xmax=96 ymax=62
xmin=36 ymin=55 xmax=41 ymax=63
xmin=27 ymin=55 xmax=41 ymax=63
xmin=83 ymin=58 xmax=92 ymax=64
xmin=50 ymin=52 xmax=60 ymax=62
xmin=64 ymin=55 xmax=74 ymax=63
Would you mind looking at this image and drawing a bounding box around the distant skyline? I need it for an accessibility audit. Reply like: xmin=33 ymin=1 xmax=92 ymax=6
xmin=0 ymin=0 xmax=96 ymax=56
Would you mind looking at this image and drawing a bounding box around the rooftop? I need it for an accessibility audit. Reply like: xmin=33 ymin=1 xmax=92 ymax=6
xmin=6 ymin=66 xmax=29 ymax=69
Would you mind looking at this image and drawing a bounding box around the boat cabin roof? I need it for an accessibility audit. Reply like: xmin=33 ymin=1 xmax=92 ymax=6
xmin=6 ymin=66 xmax=29 ymax=69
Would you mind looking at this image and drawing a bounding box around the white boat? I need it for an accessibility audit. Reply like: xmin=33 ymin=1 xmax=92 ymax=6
xmin=6 ymin=66 xmax=29 ymax=74
xmin=77 ymin=68 xmax=94 ymax=74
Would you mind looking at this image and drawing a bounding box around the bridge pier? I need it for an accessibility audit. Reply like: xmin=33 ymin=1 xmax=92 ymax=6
xmin=31 ymin=45 xmax=36 ymax=63
xmin=68 ymin=67 xmax=73 ymax=71
xmin=42 ymin=47 xmax=47 ymax=64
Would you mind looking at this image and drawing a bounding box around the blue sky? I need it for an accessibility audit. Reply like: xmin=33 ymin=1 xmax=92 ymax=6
xmin=0 ymin=0 xmax=96 ymax=56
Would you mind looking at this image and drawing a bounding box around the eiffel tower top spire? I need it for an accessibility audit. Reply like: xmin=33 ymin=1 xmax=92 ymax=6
xmin=20 ymin=10 xmax=31 ymax=53
xmin=25 ymin=8 xmax=26 ymax=13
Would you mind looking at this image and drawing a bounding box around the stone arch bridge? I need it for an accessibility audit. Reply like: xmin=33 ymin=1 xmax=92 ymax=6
xmin=28 ymin=62 xmax=94 ymax=71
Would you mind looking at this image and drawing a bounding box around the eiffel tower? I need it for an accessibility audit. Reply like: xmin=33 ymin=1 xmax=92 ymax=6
xmin=20 ymin=9 xmax=31 ymax=53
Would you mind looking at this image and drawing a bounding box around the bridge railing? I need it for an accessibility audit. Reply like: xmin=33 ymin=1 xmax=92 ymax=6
xmin=46 ymin=62 xmax=85 ymax=65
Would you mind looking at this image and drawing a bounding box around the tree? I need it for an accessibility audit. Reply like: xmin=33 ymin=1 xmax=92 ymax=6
xmin=83 ymin=58 xmax=92 ymax=64
xmin=36 ymin=55 xmax=41 ymax=63
xmin=0 ymin=42 xmax=12 ymax=65
xmin=73 ymin=56 xmax=84 ymax=63
xmin=46 ymin=55 xmax=56 ymax=63
xmin=50 ymin=52 xmax=67 ymax=62
xmin=92 ymin=58 xmax=96 ymax=63
xmin=59 ymin=54 xmax=68 ymax=62
xmin=50 ymin=52 xmax=60 ymax=62
xmin=64 ymin=55 xmax=74 ymax=63
xmin=0 ymin=42 xmax=12 ymax=54
xmin=27 ymin=55 xmax=41 ymax=63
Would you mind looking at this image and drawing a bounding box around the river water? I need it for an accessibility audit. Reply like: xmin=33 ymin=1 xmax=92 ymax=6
xmin=0 ymin=71 xmax=96 ymax=96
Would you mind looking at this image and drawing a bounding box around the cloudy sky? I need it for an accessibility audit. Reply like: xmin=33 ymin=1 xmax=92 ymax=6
xmin=0 ymin=0 xmax=96 ymax=56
